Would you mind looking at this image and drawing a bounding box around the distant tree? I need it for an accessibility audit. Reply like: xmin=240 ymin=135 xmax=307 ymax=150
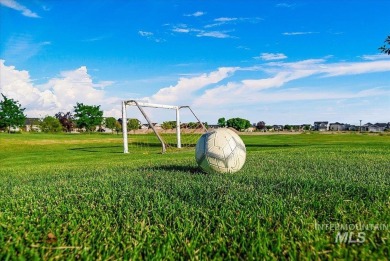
xmin=39 ymin=116 xmax=63 ymax=133
xmin=379 ymin=35 xmax=390 ymax=55
xmin=55 ymin=112 xmax=74 ymax=132
xmin=284 ymin=124 xmax=292 ymax=131
xmin=0 ymin=94 xmax=26 ymax=133
xmin=187 ymin=122 xmax=199 ymax=129
xmin=226 ymin=117 xmax=251 ymax=131
xmin=114 ymin=121 xmax=122 ymax=134
xmin=218 ymin=117 xmax=226 ymax=127
xmin=266 ymin=125 xmax=273 ymax=131
xmin=127 ymin=118 xmax=141 ymax=133
xmin=161 ymin=121 xmax=176 ymax=130
xmin=73 ymin=103 xmax=103 ymax=132
xmin=292 ymin=125 xmax=300 ymax=131
xmin=105 ymin=117 xmax=117 ymax=134
xmin=161 ymin=121 xmax=172 ymax=130
xmin=256 ymin=121 xmax=266 ymax=130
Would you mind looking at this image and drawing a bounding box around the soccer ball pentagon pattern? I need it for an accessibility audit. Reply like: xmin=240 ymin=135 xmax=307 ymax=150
xmin=195 ymin=128 xmax=246 ymax=173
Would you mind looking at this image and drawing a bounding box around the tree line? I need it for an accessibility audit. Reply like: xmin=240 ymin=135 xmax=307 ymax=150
xmin=0 ymin=94 xmax=206 ymax=134
xmin=0 ymin=94 xmax=121 ymax=133
xmin=160 ymin=121 xmax=208 ymax=130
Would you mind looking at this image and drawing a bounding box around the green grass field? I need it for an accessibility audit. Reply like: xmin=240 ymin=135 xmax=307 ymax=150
xmin=0 ymin=132 xmax=389 ymax=260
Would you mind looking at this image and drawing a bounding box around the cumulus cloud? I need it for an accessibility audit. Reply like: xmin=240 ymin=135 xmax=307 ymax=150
xmin=148 ymin=67 xmax=238 ymax=104
xmin=93 ymin=81 xmax=115 ymax=88
xmin=0 ymin=0 xmax=40 ymax=18
xmin=0 ymin=60 xmax=58 ymax=116
xmin=0 ymin=60 xmax=115 ymax=117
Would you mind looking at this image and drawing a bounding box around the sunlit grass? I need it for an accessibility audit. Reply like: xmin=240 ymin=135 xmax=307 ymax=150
xmin=0 ymin=132 xmax=389 ymax=259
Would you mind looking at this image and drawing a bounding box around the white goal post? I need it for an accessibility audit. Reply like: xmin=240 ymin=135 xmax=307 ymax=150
xmin=122 ymin=100 xmax=206 ymax=153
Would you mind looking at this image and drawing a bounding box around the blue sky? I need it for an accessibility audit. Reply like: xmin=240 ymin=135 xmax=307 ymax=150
xmin=1 ymin=0 xmax=389 ymax=125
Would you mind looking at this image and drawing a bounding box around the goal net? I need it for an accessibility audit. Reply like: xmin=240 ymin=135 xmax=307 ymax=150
xmin=122 ymin=100 xmax=207 ymax=154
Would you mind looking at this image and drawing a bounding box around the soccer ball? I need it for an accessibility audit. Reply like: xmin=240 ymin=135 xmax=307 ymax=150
xmin=195 ymin=128 xmax=246 ymax=173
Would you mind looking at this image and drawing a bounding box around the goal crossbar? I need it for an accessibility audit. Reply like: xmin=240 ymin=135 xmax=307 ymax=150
xmin=126 ymin=101 xmax=178 ymax=110
xmin=122 ymin=100 xmax=206 ymax=154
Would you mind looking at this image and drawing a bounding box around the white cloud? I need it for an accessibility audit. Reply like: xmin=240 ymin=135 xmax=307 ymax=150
xmin=172 ymin=28 xmax=190 ymax=33
xmin=171 ymin=24 xmax=232 ymax=39
xmin=241 ymin=72 xmax=291 ymax=90
xmin=138 ymin=31 xmax=165 ymax=43
xmin=184 ymin=11 xmax=205 ymax=17
xmin=2 ymin=57 xmax=389 ymax=123
xmin=93 ymin=81 xmax=115 ymax=89
xmin=82 ymin=35 xmax=109 ymax=42
xmin=214 ymin=17 xmax=238 ymax=22
xmin=38 ymin=66 xmax=106 ymax=112
xmin=262 ymin=58 xmax=390 ymax=77
xmin=0 ymin=0 xmax=40 ymax=18
xmin=191 ymin=59 xmax=390 ymax=110
xmin=360 ymin=54 xmax=390 ymax=61
xmin=138 ymin=31 xmax=153 ymax=37
xmin=276 ymin=3 xmax=296 ymax=8
xmin=321 ymin=60 xmax=390 ymax=77
xmin=171 ymin=24 xmax=194 ymax=33
xmin=0 ymin=60 xmax=58 ymax=116
xmin=0 ymin=60 xmax=116 ymax=117
xmin=173 ymin=16 xmax=261 ymax=38
xmin=237 ymin=45 xmax=250 ymax=50
xmin=1 ymin=34 xmax=51 ymax=62
xmin=148 ymin=67 xmax=238 ymax=104
xmin=283 ymin=31 xmax=318 ymax=35
xmin=255 ymin=53 xmax=287 ymax=61
xmin=41 ymin=5 xmax=50 ymax=11
xmin=205 ymin=17 xmax=261 ymax=28
xmin=195 ymin=82 xmax=390 ymax=110
xmin=196 ymin=31 xmax=234 ymax=39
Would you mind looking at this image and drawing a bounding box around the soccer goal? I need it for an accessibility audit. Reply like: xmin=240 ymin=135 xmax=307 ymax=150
xmin=121 ymin=100 xmax=207 ymax=153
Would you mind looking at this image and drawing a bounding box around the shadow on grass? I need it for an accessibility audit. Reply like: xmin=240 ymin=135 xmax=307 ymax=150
xmin=68 ymin=141 xmax=167 ymax=153
xmin=142 ymin=164 xmax=205 ymax=175
xmin=69 ymin=145 xmax=123 ymax=153
xmin=129 ymin=142 xmax=165 ymax=147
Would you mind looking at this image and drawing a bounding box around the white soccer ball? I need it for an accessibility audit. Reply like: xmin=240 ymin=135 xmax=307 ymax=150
xmin=195 ymin=128 xmax=246 ymax=173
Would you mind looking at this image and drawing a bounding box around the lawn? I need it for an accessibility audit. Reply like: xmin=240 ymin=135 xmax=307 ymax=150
xmin=0 ymin=132 xmax=389 ymax=260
